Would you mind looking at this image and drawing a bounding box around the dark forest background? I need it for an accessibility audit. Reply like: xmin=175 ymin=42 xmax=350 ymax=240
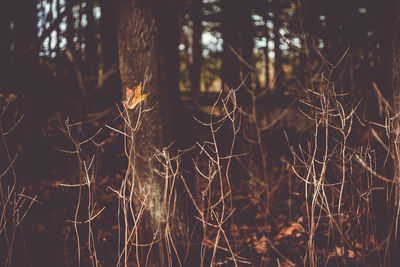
xmin=1 ymin=0 xmax=398 ymax=121
xmin=1 ymin=0 xmax=400 ymax=266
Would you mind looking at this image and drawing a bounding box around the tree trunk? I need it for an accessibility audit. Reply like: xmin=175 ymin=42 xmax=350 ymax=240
xmin=221 ymin=0 xmax=253 ymax=104
xmin=263 ymin=9 xmax=271 ymax=88
xmin=190 ymin=0 xmax=202 ymax=95
xmin=99 ymin=0 xmax=118 ymax=71
xmin=272 ymin=3 xmax=282 ymax=89
xmin=66 ymin=0 xmax=74 ymax=51
xmin=0 ymin=0 xmax=12 ymax=90
xmin=383 ymin=1 xmax=400 ymax=265
xmin=56 ymin=0 xmax=61 ymax=51
xmin=85 ymin=0 xmax=97 ymax=76
xmin=78 ymin=2 xmax=84 ymax=61
xmin=13 ymin=0 xmax=37 ymax=54
xmin=117 ymin=0 xmax=195 ymax=264
xmin=48 ymin=0 xmax=54 ymax=54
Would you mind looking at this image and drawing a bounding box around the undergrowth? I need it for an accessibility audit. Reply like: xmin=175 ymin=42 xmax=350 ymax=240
xmin=2 ymin=50 xmax=400 ymax=267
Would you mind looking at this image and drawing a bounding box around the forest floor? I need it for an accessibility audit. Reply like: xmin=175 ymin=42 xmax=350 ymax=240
xmin=1 ymin=91 xmax=380 ymax=266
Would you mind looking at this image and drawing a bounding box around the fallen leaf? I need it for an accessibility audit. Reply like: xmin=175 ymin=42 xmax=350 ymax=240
xmin=123 ymin=82 xmax=150 ymax=109
xmin=328 ymin=246 xmax=358 ymax=259
xmin=275 ymin=222 xmax=302 ymax=240
xmin=254 ymin=235 xmax=268 ymax=254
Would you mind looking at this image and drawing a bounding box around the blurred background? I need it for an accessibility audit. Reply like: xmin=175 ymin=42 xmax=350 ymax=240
xmin=1 ymin=0 xmax=400 ymax=266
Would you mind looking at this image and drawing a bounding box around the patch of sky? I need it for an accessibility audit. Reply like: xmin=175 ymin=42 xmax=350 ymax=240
xmin=60 ymin=0 xmax=66 ymax=13
xmin=43 ymin=37 xmax=49 ymax=51
xmin=44 ymin=2 xmax=50 ymax=13
xmin=278 ymin=28 xmax=301 ymax=53
xmin=94 ymin=6 xmax=101 ymax=20
xmin=253 ymin=15 xmax=264 ymax=26
xmin=52 ymin=0 xmax=57 ymax=16
xmin=60 ymin=18 xmax=67 ymax=32
xmin=50 ymin=30 xmax=57 ymax=49
xmin=81 ymin=14 xmax=88 ymax=27
xmin=318 ymin=39 xmax=324 ymax=49
xmin=202 ymin=31 xmax=223 ymax=56
xmin=59 ymin=38 xmax=66 ymax=48
xmin=203 ymin=0 xmax=221 ymax=13
xmin=358 ymin=7 xmax=367 ymax=14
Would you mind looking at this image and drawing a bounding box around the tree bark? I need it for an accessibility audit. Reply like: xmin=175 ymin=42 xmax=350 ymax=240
xmin=56 ymin=0 xmax=61 ymax=51
xmin=221 ymin=0 xmax=253 ymax=104
xmin=190 ymin=0 xmax=203 ymax=95
xmin=85 ymin=0 xmax=98 ymax=76
xmin=117 ymin=0 xmax=195 ymax=264
xmin=0 ymin=0 xmax=12 ymax=90
xmin=13 ymin=0 xmax=37 ymax=54
xmin=66 ymin=0 xmax=74 ymax=51
xmin=263 ymin=8 xmax=271 ymax=88
xmin=77 ymin=2 xmax=84 ymax=61
xmin=382 ymin=1 xmax=400 ymax=265
xmin=272 ymin=2 xmax=282 ymax=89
xmin=99 ymin=0 xmax=118 ymax=71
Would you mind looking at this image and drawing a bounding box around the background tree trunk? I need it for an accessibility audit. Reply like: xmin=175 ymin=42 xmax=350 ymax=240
xmin=66 ymin=0 xmax=74 ymax=51
xmin=263 ymin=9 xmax=271 ymax=88
xmin=0 ymin=0 xmax=12 ymax=91
xmin=14 ymin=0 xmax=37 ymax=54
xmin=190 ymin=0 xmax=203 ymax=95
xmin=56 ymin=0 xmax=61 ymax=51
xmin=272 ymin=0 xmax=282 ymax=89
xmin=85 ymin=0 xmax=97 ymax=76
xmin=221 ymin=0 xmax=253 ymax=104
xmin=99 ymin=0 xmax=118 ymax=72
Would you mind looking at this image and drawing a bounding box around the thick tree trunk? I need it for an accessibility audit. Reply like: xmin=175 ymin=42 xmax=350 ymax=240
xmin=382 ymin=1 xmax=400 ymax=265
xmin=389 ymin=3 xmax=400 ymax=109
xmin=117 ymin=0 xmax=195 ymax=264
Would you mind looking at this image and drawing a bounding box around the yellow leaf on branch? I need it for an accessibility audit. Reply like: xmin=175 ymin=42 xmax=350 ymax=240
xmin=123 ymin=82 xmax=150 ymax=109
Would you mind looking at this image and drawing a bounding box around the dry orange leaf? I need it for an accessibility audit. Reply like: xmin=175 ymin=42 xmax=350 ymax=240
xmin=123 ymin=82 xmax=150 ymax=109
